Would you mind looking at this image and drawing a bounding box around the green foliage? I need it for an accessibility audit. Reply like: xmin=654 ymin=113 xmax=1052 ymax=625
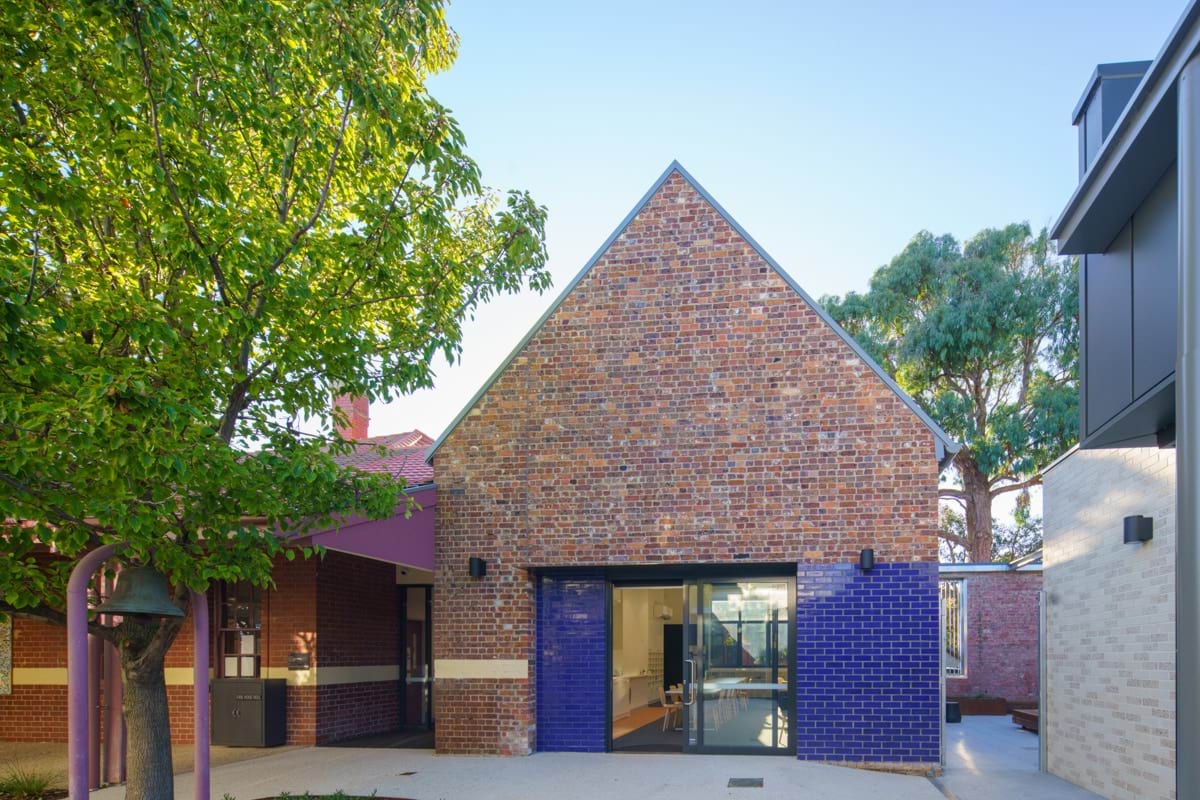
xmin=824 ymin=223 xmax=1077 ymax=557
xmin=0 ymin=0 xmax=549 ymax=613
xmin=0 ymin=765 xmax=58 ymax=799
xmin=939 ymin=505 xmax=1041 ymax=563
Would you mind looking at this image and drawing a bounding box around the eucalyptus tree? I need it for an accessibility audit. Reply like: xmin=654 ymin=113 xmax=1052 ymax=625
xmin=823 ymin=224 xmax=1077 ymax=562
xmin=0 ymin=2 xmax=548 ymax=797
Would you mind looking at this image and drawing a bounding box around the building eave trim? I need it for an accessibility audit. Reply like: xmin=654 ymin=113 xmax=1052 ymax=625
xmin=426 ymin=160 xmax=960 ymax=467
xmin=1053 ymin=0 xmax=1200 ymax=250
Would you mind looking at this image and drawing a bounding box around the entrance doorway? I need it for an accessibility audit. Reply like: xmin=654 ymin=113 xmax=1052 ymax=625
xmin=608 ymin=571 xmax=793 ymax=756
xmin=611 ymin=585 xmax=685 ymax=752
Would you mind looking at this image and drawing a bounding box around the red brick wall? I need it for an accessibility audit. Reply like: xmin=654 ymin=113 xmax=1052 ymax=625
xmin=0 ymin=556 xmax=321 ymax=745
xmin=316 ymin=552 xmax=399 ymax=668
xmin=944 ymin=570 xmax=1042 ymax=705
xmin=0 ymin=682 xmax=66 ymax=741
xmin=433 ymin=170 xmax=941 ymax=754
xmin=314 ymin=682 xmax=399 ymax=744
xmin=1 ymin=553 xmax=405 ymax=747
xmin=313 ymin=551 xmax=401 ymax=742
xmin=266 ymin=556 xmax=317 ymax=745
xmin=434 ymin=679 xmax=530 ymax=755
xmin=0 ymin=617 xmax=197 ymax=743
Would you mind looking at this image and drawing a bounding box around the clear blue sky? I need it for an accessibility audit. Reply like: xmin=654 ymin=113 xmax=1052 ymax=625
xmin=373 ymin=0 xmax=1186 ymax=440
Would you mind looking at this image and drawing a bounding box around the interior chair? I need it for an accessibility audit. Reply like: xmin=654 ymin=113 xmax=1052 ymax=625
xmin=658 ymin=685 xmax=682 ymax=732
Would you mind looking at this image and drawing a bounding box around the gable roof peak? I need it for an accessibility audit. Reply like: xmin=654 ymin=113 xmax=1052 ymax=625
xmin=427 ymin=161 xmax=959 ymax=469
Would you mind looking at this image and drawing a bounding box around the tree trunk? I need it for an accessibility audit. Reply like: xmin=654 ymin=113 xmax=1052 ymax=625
xmin=120 ymin=627 xmax=178 ymax=800
xmin=960 ymin=459 xmax=994 ymax=562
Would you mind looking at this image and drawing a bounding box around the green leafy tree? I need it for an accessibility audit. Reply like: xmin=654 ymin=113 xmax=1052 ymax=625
xmin=0 ymin=2 xmax=548 ymax=797
xmin=824 ymin=224 xmax=1076 ymax=562
xmin=939 ymin=498 xmax=1042 ymax=563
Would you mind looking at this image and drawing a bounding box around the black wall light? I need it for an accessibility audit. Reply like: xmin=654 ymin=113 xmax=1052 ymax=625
xmin=1123 ymin=515 xmax=1154 ymax=543
xmin=859 ymin=548 xmax=875 ymax=571
xmin=468 ymin=556 xmax=488 ymax=578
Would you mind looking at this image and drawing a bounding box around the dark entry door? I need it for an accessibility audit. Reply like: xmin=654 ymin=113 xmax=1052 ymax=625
xmin=682 ymin=578 xmax=793 ymax=754
xmin=400 ymin=585 xmax=433 ymax=728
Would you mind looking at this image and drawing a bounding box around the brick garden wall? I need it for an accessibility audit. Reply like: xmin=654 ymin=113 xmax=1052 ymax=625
xmin=433 ymin=168 xmax=941 ymax=759
xmin=942 ymin=569 xmax=1042 ymax=706
xmin=1043 ymin=447 xmax=1175 ymax=800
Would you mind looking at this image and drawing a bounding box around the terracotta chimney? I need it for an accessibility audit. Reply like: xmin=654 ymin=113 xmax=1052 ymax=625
xmin=333 ymin=394 xmax=369 ymax=440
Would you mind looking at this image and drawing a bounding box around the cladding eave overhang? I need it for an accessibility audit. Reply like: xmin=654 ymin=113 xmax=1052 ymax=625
xmin=1052 ymin=0 xmax=1200 ymax=254
xmin=426 ymin=161 xmax=961 ymax=472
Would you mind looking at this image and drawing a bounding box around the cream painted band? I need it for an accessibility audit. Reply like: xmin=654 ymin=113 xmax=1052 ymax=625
xmin=435 ymin=659 xmax=528 ymax=680
xmin=12 ymin=665 xmax=400 ymax=688
xmin=262 ymin=664 xmax=400 ymax=687
xmin=12 ymin=668 xmax=67 ymax=686
xmin=14 ymin=667 xmax=201 ymax=686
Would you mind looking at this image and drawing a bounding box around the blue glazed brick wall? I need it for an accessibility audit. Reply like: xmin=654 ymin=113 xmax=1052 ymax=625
xmin=536 ymin=571 xmax=607 ymax=752
xmin=794 ymin=561 xmax=940 ymax=763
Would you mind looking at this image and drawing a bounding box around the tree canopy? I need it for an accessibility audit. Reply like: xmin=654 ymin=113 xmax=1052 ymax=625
xmin=1 ymin=2 xmax=548 ymax=795
xmin=823 ymin=223 xmax=1077 ymax=561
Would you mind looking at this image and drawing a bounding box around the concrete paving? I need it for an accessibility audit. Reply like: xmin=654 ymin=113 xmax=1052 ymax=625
xmin=937 ymin=716 xmax=1102 ymax=800
xmin=0 ymin=742 xmax=300 ymax=790
xmin=90 ymin=746 xmax=945 ymax=800
xmin=77 ymin=716 xmax=1113 ymax=800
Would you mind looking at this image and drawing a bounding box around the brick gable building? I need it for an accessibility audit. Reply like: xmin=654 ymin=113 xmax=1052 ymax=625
xmin=429 ymin=163 xmax=955 ymax=767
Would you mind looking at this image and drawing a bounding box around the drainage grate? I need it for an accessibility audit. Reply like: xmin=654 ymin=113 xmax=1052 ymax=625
xmin=728 ymin=778 xmax=764 ymax=788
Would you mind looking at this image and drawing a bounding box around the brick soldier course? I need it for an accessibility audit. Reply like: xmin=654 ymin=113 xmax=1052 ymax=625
xmin=430 ymin=162 xmax=956 ymax=766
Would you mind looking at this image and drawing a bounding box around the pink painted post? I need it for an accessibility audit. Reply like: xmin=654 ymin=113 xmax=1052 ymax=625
xmin=87 ymin=633 xmax=101 ymax=789
xmin=67 ymin=544 xmax=116 ymax=800
xmin=103 ymin=571 xmax=126 ymax=786
xmin=192 ymin=590 xmax=209 ymax=800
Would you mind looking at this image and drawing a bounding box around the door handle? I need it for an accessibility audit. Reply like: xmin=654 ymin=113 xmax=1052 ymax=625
xmin=684 ymin=659 xmax=696 ymax=706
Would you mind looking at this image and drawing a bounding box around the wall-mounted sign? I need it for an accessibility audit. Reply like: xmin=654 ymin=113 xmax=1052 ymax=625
xmin=287 ymin=651 xmax=311 ymax=670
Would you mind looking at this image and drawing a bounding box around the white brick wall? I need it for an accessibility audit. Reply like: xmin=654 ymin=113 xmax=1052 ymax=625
xmin=1043 ymin=446 xmax=1176 ymax=800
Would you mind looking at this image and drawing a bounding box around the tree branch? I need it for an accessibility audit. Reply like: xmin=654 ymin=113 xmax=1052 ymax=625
xmin=0 ymin=601 xmax=120 ymax=643
xmin=990 ymin=473 xmax=1043 ymax=497
xmin=938 ymin=530 xmax=967 ymax=548
xmin=128 ymin=2 xmax=230 ymax=305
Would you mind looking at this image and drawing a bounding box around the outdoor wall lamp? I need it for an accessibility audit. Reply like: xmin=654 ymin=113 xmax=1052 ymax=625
xmin=1123 ymin=515 xmax=1154 ymax=543
xmin=468 ymin=556 xmax=488 ymax=578
xmin=859 ymin=548 xmax=875 ymax=571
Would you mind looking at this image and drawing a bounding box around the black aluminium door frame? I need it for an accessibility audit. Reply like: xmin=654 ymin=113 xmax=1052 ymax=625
xmin=599 ymin=564 xmax=796 ymax=755
xmin=682 ymin=576 xmax=796 ymax=756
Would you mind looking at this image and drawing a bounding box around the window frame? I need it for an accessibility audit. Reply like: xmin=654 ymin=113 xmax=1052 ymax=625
xmin=216 ymin=579 xmax=264 ymax=679
xmin=940 ymin=578 xmax=967 ymax=678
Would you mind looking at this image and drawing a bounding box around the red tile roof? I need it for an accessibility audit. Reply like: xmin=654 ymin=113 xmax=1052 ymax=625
xmin=331 ymin=429 xmax=434 ymax=487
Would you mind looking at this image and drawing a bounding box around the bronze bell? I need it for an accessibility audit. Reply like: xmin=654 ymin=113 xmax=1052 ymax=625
xmin=94 ymin=565 xmax=185 ymax=618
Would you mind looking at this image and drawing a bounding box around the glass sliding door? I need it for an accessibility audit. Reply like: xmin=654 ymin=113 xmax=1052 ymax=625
xmin=682 ymin=578 xmax=793 ymax=754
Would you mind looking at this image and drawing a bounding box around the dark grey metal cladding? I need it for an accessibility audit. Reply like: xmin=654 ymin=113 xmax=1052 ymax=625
xmin=1133 ymin=166 xmax=1179 ymax=397
xmin=1078 ymin=164 xmax=1179 ymax=448
xmin=1084 ymin=224 xmax=1134 ymax=435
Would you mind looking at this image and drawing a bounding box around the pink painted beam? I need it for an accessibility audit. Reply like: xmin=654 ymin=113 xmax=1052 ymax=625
xmin=305 ymin=489 xmax=436 ymax=569
xmin=67 ymin=544 xmax=116 ymax=800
